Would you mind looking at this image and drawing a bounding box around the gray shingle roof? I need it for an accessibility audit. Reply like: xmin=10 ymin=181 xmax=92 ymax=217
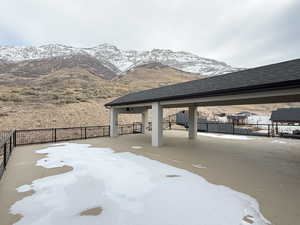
xmin=105 ymin=58 xmax=300 ymax=107
xmin=270 ymin=108 xmax=300 ymax=122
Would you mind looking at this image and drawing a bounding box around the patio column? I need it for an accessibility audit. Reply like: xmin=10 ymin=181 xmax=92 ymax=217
xmin=188 ymin=106 xmax=198 ymax=139
xmin=142 ymin=110 xmax=149 ymax=134
xmin=152 ymin=102 xmax=163 ymax=147
xmin=110 ymin=107 xmax=118 ymax=137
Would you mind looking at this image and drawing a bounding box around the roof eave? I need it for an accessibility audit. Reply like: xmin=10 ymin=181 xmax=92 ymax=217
xmin=105 ymin=79 xmax=300 ymax=107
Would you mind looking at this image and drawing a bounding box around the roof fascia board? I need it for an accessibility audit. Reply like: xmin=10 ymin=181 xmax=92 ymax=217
xmin=159 ymin=87 xmax=300 ymax=107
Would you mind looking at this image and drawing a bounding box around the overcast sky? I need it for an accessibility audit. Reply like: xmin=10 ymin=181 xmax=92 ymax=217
xmin=1 ymin=0 xmax=299 ymax=67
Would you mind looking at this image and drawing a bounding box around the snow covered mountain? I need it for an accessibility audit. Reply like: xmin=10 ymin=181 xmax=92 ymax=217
xmin=0 ymin=44 xmax=242 ymax=76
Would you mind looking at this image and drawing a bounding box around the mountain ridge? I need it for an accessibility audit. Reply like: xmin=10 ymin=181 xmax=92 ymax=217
xmin=0 ymin=43 xmax=243 ymax=76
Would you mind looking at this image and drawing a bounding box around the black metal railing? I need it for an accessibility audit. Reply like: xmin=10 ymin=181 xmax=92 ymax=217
xmin=147 ymin=121 xmax=173 ymax=131
xmin=175 ymin=121 xmax=300 ymax=138
xmin=0 ymin=131 xmax=15 ymax=179
xmin=0 ymin=123 xmax=143 ymax=179
xmin=15 ymin=123 xmax=143 ymax=146
xmin=197 ymin=122 xmax=269 ymax=136
xmin=0 ymin=130 xmax=12 ymax=144
xmin=15 ymin=126 xmax=111 ymax=146
xmin=118 ymin=123 xmax=143 ymax=135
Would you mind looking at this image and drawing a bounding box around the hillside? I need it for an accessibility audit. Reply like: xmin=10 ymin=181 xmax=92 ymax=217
xmin=115 ymin=62 xmax=205 ymax=92
xmin=0 ymin=61 xmax=202 ymax=104
xmin=0 ymin=63 xmax=204 ymax=130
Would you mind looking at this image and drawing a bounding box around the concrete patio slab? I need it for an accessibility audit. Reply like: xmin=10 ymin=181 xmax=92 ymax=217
xmin=0 ymin=130 xmax=299 ymax=225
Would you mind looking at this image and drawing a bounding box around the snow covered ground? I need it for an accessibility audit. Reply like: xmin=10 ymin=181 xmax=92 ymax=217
xmin=216 ymin=115 xmax=300 ymax=134
xmin=198 ymin=132 xmax=254 ymax=140
xmin=248 ymin=115 xmax=300 ymax=134
xmin=10 ymin=143 xmax=270 ymax=225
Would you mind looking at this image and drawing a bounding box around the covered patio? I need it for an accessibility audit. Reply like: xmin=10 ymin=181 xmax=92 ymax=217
xmin=105 ymin=59 xmax=300 ymax=147
xmin=1 ymin=130 xmax=300 ymax=225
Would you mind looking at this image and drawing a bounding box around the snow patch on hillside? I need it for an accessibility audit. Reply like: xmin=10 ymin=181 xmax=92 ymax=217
xmin=0 ymin=44 xmax=242 ymax=76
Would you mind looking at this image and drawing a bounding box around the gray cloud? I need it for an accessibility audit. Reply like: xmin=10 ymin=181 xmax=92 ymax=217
xmin=0 ymin=0 xmax=299 ymax=67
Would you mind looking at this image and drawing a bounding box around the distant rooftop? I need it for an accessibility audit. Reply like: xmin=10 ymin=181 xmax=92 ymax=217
xmin=105 ymin=58 xmax=300 ymax=107
xmin=271 ymin=108 xmax=300 ymax=122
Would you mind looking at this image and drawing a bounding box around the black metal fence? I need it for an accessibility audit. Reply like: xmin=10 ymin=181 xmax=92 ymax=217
xmin=174 ymin=111 xmax=300 ymax=138
xmin=118 ymin=122 xmax=143 ymax=135
xmin=174 ymin=121 xmax=300 ymax=138
xmin=15 ymin=126 xmax=110 ymax=146
xmin=14 ymin=123 xmax=142 ymax=146
xmin=198 ymin=122 xmax=269 ymax=136
xmin=0 ymin=130 xmax=12 ymax=144
xmin=0 ymin=123 xmax=143 ymax=179
xmin=0 ymin=131 xmax=15 ymax=179
xmin=146 ymin=121 xmax=174 ymax=131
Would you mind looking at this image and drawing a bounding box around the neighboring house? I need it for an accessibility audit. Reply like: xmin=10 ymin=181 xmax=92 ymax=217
xmin=176 ymin=110 xmax=203 ymax=128
xmin=270 ymin=108 xmax=300 ymax=125
xmin=226 ymin=111 xmax=256 ymax=125
xmin=227 ymin=114 xmax=248 ymax=125
xmin=270 ymin=108 xmax=300 ymax=136
xmin=236 ymin=111 xmax=256 ymax=117
xmin=176 ymin=110 xmax=252 ymax=135
xmin=215 ymin=113 xmax=226 ymax=117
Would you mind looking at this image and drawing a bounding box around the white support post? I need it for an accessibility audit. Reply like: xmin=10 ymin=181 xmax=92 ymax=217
xmin=152 ymin=102 xmax=163 ymax=147
xmin=142 ymin=110 xmax=149 ymax=134
xmin=188 ymin=106 xmax=198 ymax=139
xmin=110 ymin=107 xmax=118 ymax=137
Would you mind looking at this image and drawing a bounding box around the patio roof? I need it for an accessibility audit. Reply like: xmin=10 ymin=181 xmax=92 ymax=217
xmin=105 ymin=58 xmax=300 ymax=107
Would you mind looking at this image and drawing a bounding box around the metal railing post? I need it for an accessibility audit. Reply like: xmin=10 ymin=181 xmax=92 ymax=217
xmin=85 ymin=127 xmax=87 ymax=139
xmin=3 ymin=143 xmax=7 ymax=169
xmin=13 ymin=130 xmax=17 ymax=147
xmin=54 ymin=128 xmax=57 ymax=142
xmin=9 ymin=136 xmax=12 ymax=154
xmin=232 ymin=122 xmax=235 ymax=134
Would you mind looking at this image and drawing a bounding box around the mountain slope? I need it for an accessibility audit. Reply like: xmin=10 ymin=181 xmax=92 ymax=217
xmin=0 ymin=63 xmax=205 ymax=105
xmin=0 ymin=54 xmax=118 ymax=79
xmin=115 ymin=62 xmax=204 ymax=91
xmin=0 ymin=44 xmax=242 ymax=76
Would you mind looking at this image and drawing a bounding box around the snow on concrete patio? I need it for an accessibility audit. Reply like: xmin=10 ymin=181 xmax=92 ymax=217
xmin=10 ymin=143 xmax=269 ymax=225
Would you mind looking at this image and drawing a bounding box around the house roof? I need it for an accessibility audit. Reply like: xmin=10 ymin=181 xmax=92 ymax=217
xmin=227 ymin=115 xmax=248 ymax=120
xmin=105 ymin=58 xmax=300 ymax=107
xmin=270 ymin=108 xmax=300 ymax=122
